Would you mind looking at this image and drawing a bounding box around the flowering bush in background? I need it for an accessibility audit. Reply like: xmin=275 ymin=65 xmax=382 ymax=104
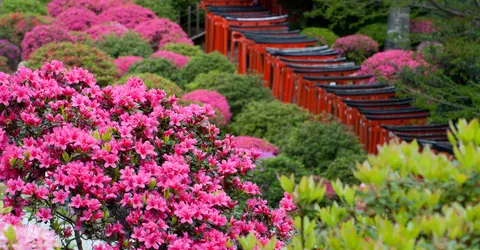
xmin=56 ymin=7 xmax=99 ymax=31
xmin=98 ymin=4 xmax=156 ymax=28
xmin=0 ymin=13 xmax=53 ymax=46
xmin=114 ymin=55 xmax=143 ymax=76
xmin=0 ymin=218 xmax=60 ymax=249
xmin=117 ymin=73 xmax=183 ymax=97
xmin=333 ymin=34 xmax=379 ymax=64
xmin=410 ymin=18 xmax=436 ymax=34
xmin=69 ymin=31 xmax=94 ymax=44
xmin=0 ymin=61 xmax=293 ymax=249
xmin=182 ymin=89 xmax=232 ymax=125
xmin=85 ymin=22 xmax=129 ymax=40
xmin=234 ymin=136 xmax=280 ymax=158
xmin=20 ymin=24 xmax=72 ymax=59
xmin=134 ymin=18 xmax=192 ymax=50
xmin=47 ymin=0 xmax=130 ymax=17
xmin=151 ymin=50 xmax=189 ymax=68
xmin=357 ymin=50 xmax=427 ymax=82
xmin=0 ymin=39 xmax=21 ymax=71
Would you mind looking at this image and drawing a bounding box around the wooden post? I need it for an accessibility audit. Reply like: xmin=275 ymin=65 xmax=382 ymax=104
xmin=187 ymin=6 xmax=192 ymax=37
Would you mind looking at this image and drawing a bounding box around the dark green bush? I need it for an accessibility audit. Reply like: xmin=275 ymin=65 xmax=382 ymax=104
xmin=357 ymin=23 xmax=388 ymax=48
xmin=117 ymin=73 xmax=183 ymax=97
xmin=134 ymin=0 xmax=176 ymax=20
xmin=127 ymin=58 xmax=179 ymax=83
xmin=323 ymin=154 xmax=364 ymax=184
xmin=230 ymin=100 xmax=310 ymax=144
xmin=186 ymin=71 xmax=273 ymax=119
xmin=160 ymin=43 xmax=204 ymax=57
xmin=26 ymin=42 xmax=117 ymax=86
xmin=96 ymin=31 xmax=153 ymax=58
xmin=1 ymin=0 xmax=47 ymax=15
xmin=300 ymin=27 xmax=338 ymax=46
xmin=179 ymin=51 xmax=235 ymax=85
xmin=277 ymin=120 xmax=365 ymax=176
xmin=248 ymin=155 xmax=306 ymax=206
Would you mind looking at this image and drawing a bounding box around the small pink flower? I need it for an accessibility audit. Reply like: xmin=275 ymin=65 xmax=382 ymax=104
xmin=36 ymin=208 xmax=53 ymax=222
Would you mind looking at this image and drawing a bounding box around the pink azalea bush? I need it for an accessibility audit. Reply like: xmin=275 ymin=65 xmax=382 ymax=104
xmin=181 ymin=90 xmax=232 ymax=125
xmin=98 ymin=4 xmax=156 ymax=29
xmin=0 ymin=61 xmax=293 ymax=249
xmin=47 ymin=0 xmax=130 ymax=17
xmin=56 ymin=7 xmax=100 ymax=31
xmin=114 ymin=56 xmax=143 ymax=76
xmin=357 ymin=50 xmax=427 ymax=82
xmin=85 ymin=22 xmax=129 ymax=40
xmin=0 ymin=217 xmax=60 ymax=249
xmin=134 ymin=18 xmax=193 ymax=50
xmin=410 ymin=19 xmax=436 ymax=34
xmin=234 ymin=136 xmax=280 ymax=159
xmin=20 ymin=24 xmax=73 ymax=59
xmin=151 ymin=50 xmax=190 ymax=68
xmin=333 ymin=34 xmax=379 ymax=64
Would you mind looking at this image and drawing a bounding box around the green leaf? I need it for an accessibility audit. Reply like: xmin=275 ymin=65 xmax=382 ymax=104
xmin=279 ymin=175 xmax=295 ymax=194
xmin=62 ymin=152 xmax=70 ymax=163
xmin=5 ymin=225 xmax=16 ymax=243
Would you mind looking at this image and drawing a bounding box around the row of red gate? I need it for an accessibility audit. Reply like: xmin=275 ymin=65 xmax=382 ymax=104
xmin=199 ymin=0 xmax=453 ymax=156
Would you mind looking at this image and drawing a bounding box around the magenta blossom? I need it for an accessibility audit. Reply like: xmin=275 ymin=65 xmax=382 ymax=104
xmin=20 ymin=24 xmax=73 ymax=59
xmin=47 ymin=0 xmax=130 ymax=17
xmin=234 ymin=136 xmax=280 ymax=156
xmin=85 ymin=22 xmax=129 ymax=40
xmin=134 ymin=18 xmax=193 ymax=50
xmin=56 ymin=7 xmax=100 ymax=31
xmin=151 ymin=50 xmax=190 ymax=68
xmin=114 ymin=56 xmax=143 ymax=76
xmin=98 ymin=4 xmax=156 ymax=29
xmin=181 ymin=90 xmax=232 ymax=125
xmin=333 ymin=34 xmax=378 ymax=63
xmin=410 ymin=19 xmax=436 ymax=34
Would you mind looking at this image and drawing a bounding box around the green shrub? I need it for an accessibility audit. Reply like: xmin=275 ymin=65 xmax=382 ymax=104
xmin=357 ymin=23 xmax=388 ymax=48
xmin=179 ymin=51 xmax=235 ymax=85
xmin=134 ymin=0 xmax=176 ymax=20
xmin=0 ymin=13 xmax=52 ymax=46
xmin=26 ymin=42 xmax=117 ymax=86
xmin=300 ymin=27 xmax=338 ymax=46
xmin=96 ymin=31 xmax=153 ymax=58
xmin=186 ymin=71 xmax=273 ymax=119
xmin=160 ymin=43 xmax=204 ymax=57
xmin=277 ymin=120 xmax=365 ymax=176
xmin=230 ymin=100 xmax=310 ymax=144
xmin=117 ymin=73 xmax=183 ymax=97
xmin=248 ymin=155 xmax=306 ymax=206
xmin=323 ymin=154 xmax=364 ymax=185
xmin=127 ymin=58 xmax=179 ymax=83
xmin=1 ymin=0 xmax=47 ymax=15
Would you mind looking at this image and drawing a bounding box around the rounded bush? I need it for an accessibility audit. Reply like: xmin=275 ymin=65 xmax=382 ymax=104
xmin=96 ymin=31 xmax=153 ymax=58
xmin=69 ymin=31 xmax=94 ymax=45
xmin=0 ymin=13 xmax=53 ymax=45
xmin=300 ymin=27 xmax=338 ymax=46
xmin=56 ymin=7 xmax=99 ymax=31
xmin=1 ymin=0 xmax=47 ymax=15
xmin=114 ymin=56 xmax=143 ymax=76
xmin=182 ymin=90 xmax=231 ymax=124
xmin=134 ymin=0 xmax=176 ymax=20
xmin=333 ymin=34 xmax=379 ymax=64
xmin=0 ymin=62 xmax=293 ymax=248
xmin=117 ymin=73 xmax=183 ymax=97
xmin=231 ymin=100 xmax=311 ymax=144
xmin=151 ymin=50 xmax=190 ymax=68
xmin=47 ymin=0 xmax=129 ymax=17
xmin=26 ymin=42 xmax=117 ymax=86
xmin=277 ymin=121 xmax=365 ymax=175
xmin=134 ymin=18 xmax=192 ymax=50
xmin=357 ymin=23 xmax=388 ymax=47
xmin=179 ymin=52 xmax=236 ymax=86
xmin=161 ymin=42 xmax=204 ymax=57
xmin=186 ymin=71 xmax=273 ymax=119
xmin=20 ymin=24 xmax=73 ymax=60
xmin=85 ymin=22 xmax=129 ymax=40
xmin=234 ymin=136 xmax=280 ymax=157
xmin=127 ymin=58 xmax=179 ymax=82
xmin=410 ymin=18 xmax=436 ymax=34
xmin=98 ymin=4 xmax=156 ymax=29
xmin=0 ymin=39 xmax=21 ymax=71
xmin=358 ymin=49 xmax=427 ymax=82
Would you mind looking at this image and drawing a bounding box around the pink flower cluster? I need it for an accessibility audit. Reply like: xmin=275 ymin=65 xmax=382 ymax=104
xmin=20 ymin=24 xmax=73 ymax=59
xmin=47 ymin=0 xmax=131 ymax=17
xmin=86 ymin=22 xmax=129 ymax=40
xmin=0 ymin=217 xmax=59 ymax=249
xmin=151 ymin=50 xmax=190 ymax=68
xmin=134 ymin=18 xmax=193 ymax=50
xmin=410 ymin=19 xmax=436 ymax=34
xmin=234 ymin=136 xmax=280 ymax=159
xmin=99 ymin=4 xmax=157 ymax=29
xmin=114 ymin=56 xmax=143 ymax=76
xmin=333 ymin=34 xmax=379 ymax=57
xmin=181 ymin=90 xmax=232 ymax=126
xmin=0 ymin=61 xmax=293 ymax=249
xmin=56 ymin=7 xmax=100 ymax=31
xmin=357 ymin=50 xmax=427 ymax=82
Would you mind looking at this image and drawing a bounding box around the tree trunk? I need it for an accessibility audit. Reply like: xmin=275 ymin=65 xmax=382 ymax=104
xmin=385 ymin=6 xmax=411 ymax=50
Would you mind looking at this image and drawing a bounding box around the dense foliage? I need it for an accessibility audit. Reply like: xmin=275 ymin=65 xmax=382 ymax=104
xmin=333 ymin=34 xmax=378 ymax=64
xmin=0 ymin=61 xmax=294 ymax=249
xmin=26 ymin=42 xmax=117 ymax=86
xmin=0 ymin=0 xmax=48 ymax=15
xmin=186 ymin=71 xmax=273 ymax=119
xmin=96 ymin=31 xmax=154 ymax=58
xmin=231 ymin=101 xmax=310 ymax=144
xmin=98 ymin=3 xmax=157 ymax=28
xmin=357 ymin=23 xmax=388 ymax=48
xmin=179 ymin=52 xmax=236 ymax=86
xmin=20 ymin=24 xmax=73 ymax=59
xmin=234 ymin=136 xmax=280 ymax=157
xmin=300 ymin=27 xmax=338 ymax=46
xmin=56 ymin=6 xmax=99 ymax=31
xmin=182 ymin=90 xmax=232 ymax=125
xmin=161 ymin=43 xmax=204 ymax=57
xmin=133 ymin=18 xmax=192 ymax=50
xmin=151 ymin=50 xmax=190 ymax=68
xmin=127 ymin=58 xmax=179 ymax=83
xmin=47 ymin=0 xmax=129 ymax=16
xmin=114 ymin=56 xmax=144 ymax=76
xmin=118 ymin=73 xmax=184 ymax=97
xmin=134 ymin=0 xmax=177 ymax=21
xmin=0 ymin=13 xmax=52 ymax=46
xmin=85 ymin=22 xmax=129 ymax=40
